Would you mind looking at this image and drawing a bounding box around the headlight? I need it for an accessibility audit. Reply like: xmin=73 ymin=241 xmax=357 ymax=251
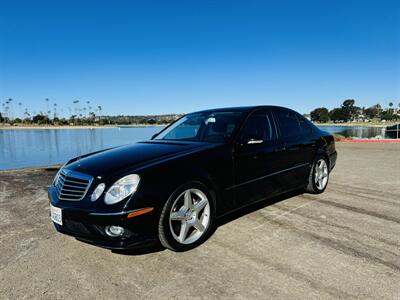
xmin=104 ymin=174 xmax=140 ymax=205
xmin=91 ymin=183 xmax=106 ymax=202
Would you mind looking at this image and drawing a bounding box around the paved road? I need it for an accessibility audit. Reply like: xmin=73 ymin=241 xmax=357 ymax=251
xmin=0 ymin=143 xmax=399 ymax=299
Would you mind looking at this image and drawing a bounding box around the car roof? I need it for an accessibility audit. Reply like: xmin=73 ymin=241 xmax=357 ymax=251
xmin=190 ymin=105 xmax=289 ymax=115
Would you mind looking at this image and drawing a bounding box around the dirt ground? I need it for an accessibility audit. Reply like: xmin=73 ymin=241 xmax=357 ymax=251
xmin=0 ymin=143 xmax=399 ymax=299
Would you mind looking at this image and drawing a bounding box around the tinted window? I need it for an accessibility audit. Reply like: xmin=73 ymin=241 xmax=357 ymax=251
xmin=275 ymin=109 xmax=302 ymax=138
xmin=156 ymin=112 xmax=243 ymax=142
xmin=297 ymin=114 xmax=313 ymax=135
xmin=240 ymin=111 xmax=274 ymax=142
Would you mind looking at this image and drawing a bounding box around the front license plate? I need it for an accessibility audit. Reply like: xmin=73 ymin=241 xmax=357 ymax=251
xmin=50 ymin=204 xmax=63 ymax=226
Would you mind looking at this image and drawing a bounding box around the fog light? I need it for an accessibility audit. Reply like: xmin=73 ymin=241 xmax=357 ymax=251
xmin=105 ymin=225 xmax=125 ymax=237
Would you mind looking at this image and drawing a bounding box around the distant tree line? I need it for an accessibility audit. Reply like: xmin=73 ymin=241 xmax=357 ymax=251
xmin=0 ymin=98 xmax=182 ymax=126
xmin=310 ymin=99 xmax=400 ymax=123
xmin=0 ymin=112 xmax=181 ymax=126
xmin=2 ymin=97 xmax=399 ymax=126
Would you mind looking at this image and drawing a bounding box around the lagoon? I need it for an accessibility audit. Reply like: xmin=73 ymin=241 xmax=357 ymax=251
xmin=0 ymin=125 xmax=392 ymax=170
xmin=319 ymin=125 xmax=387 ymax=139
xmin=0 ymin=127 xmax=160 ymax=170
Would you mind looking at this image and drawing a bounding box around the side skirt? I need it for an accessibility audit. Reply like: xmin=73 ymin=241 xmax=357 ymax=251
xmin=216 ymin=184 xmax=306 ymax=220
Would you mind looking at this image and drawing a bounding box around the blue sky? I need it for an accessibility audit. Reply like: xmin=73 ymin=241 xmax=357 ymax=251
xmin=0 ymin=0 xmax=399 ymax=117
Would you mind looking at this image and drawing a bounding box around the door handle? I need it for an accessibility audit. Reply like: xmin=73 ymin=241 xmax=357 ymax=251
xmin=274 ymin=147 xmax=286 ymax=152
xmin=305 ymin=140 xmax=316 ymax=146
xmin=247 ymin=139 xmax=263 ymax=145
xmin=288 ymin=146 xmax=300 ymax=151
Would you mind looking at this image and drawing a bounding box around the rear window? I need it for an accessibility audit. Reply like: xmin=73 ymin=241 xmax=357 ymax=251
xmin=275 ymin=109 xmax=302 ymax=138
xmin=240 ymin=110 xmax=274 ymax=142
xmin=297 ymin=114 xmax=313 ymax=135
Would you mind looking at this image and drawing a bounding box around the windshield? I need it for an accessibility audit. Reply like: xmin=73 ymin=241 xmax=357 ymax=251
xmin=155 ymin=111 xmax=243 ymax=142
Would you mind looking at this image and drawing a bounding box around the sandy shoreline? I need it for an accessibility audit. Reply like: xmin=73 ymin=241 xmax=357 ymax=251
xmin=0 ymin=164 xmax=62 ymax=173
xmin=0 ymin=124 xmax=165 ymax=130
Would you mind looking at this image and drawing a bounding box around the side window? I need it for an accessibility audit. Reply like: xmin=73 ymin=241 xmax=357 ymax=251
xmin=297 ymin=114 xmax=313 ymax=135
xmin=201 ymin=113 xmax=242 ymax=142
xmin=275 ymin=109 xmax=302 ymax=138
xmin=240 ymin=111 xmax=274 ymax=142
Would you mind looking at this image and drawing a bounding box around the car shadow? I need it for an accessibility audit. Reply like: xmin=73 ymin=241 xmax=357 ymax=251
xmin=112 ymin=242 xmax=166 ymax=256
xmin=112 ymin=189 xmax=304 ymax=256
xmin=216 ymin=189 xmax=304 ymax=227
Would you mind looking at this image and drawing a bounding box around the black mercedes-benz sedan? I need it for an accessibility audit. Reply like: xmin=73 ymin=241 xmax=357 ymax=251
xmin=49 ymin=106 xmax=337 ymax=251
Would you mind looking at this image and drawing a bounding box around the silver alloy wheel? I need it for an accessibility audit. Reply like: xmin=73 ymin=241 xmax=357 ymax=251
xmin=315 ymin=159 xmax=328 ymax=190
xmin=169 ymin=188 xmax=211 ymax=245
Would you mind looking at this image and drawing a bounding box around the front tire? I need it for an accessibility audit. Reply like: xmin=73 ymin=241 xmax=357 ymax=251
xmin=306 ymin=156 xmax=329 ymax=194
xmin=158 ymin=181 xmax=215 ymax=252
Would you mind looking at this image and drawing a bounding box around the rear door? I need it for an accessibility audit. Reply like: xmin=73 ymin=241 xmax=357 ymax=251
xmin=296 ymin=113 xmax=318 ymax=166
xmin=233 ymin=109 xmax=286 ymax=206
xmin=272 ymin=108 xmax=312 ymax=189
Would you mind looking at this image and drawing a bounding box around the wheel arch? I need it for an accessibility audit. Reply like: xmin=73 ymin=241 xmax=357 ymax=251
xmin=315 ymin=148 xmax=330 ymax=169
xmin=173 ymin=172 xmax=219 ymax=211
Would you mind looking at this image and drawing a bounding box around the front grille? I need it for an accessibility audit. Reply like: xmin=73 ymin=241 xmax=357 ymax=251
xmin=54 ymin=169 xmax=93 ymax=201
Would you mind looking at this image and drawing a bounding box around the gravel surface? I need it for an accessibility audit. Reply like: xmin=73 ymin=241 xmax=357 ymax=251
xmin=0 ymin=143 xmax=399 ymax=299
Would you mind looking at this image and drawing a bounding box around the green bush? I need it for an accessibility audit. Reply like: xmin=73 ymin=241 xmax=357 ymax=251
xmin=333 ymin=133 xmax=348 ymax=141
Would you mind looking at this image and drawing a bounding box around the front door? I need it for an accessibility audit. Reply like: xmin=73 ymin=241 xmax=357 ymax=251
xmin=233 ymin=109 xmax=286 ymax=207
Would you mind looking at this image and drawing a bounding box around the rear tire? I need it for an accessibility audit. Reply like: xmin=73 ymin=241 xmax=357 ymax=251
xmin=158 ymin=181 xmax=216 ymax=252
xmin=305 ymin=155 xmax=329 ymax=194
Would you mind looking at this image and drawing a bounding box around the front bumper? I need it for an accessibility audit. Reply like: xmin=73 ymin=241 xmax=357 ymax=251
xmin=49 ymin=190 xmax=158 ymax=250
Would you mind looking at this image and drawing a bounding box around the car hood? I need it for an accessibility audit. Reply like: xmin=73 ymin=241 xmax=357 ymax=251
xmin=65 ymin=140 xmax=214 ymax=177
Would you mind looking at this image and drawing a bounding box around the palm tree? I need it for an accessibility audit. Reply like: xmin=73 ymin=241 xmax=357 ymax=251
xmin=53 ymin=103 xmax=57 ymax=119
xmin=86 ymin=101 xmax=90 ymax=118
xmin=45 ymin=98 xmax=50 ymax=118
xmin=389 ymin=102 xmax=394 ymax=114
xmin=4 ymin=99 xmax=10 ymax=121
xmin=18 ymin=102 xmax=22 ymax=119
xmin=73 ymin=100 xmax=79 ymax=125
xmin=8 ymin=98 xmax=13 ymax=120
xmin=1 ymin=103 xmax=5 ymax=118
xmin=24 ymin=108 xmax=31 ymax=123
xmin=97 ymin=105 xmax=102 ymax=124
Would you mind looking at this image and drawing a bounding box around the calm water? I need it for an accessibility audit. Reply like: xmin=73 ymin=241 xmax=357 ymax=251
xmin=0 ymin=125 xmax=393 ymax=170
xmin=319 ymin=125 xmax=387 ymax=139
xmin=0 ymin=127 xmax=161 ymax=170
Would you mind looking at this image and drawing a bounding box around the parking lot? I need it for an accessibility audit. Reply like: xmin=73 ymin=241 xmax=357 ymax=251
xmin=0 ymin=142 xmax=399 ymax=299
